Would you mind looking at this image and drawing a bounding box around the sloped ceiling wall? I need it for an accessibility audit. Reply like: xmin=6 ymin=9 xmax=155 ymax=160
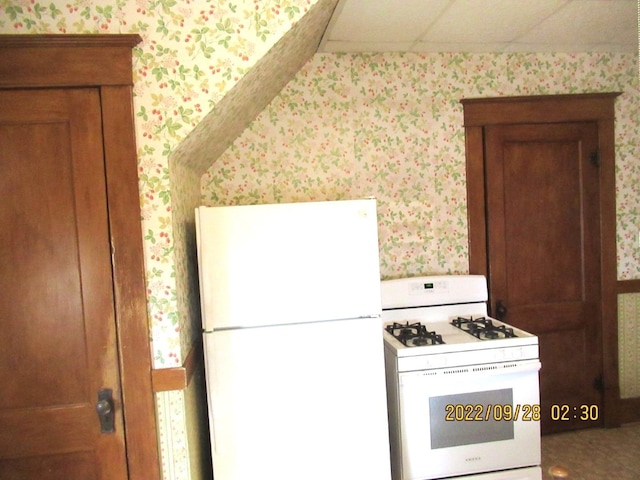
xmin=167 ymin=0 xmax=340 ymax=368
xmin=171 ymin=0 xmax=339 ymax=175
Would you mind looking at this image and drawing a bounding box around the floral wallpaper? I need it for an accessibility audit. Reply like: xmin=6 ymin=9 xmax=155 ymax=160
xmin=203 ymin=52 xmax=640 ymax=280
xmin=202 ymin=50 xmax=640 ymax=415
xmin=2 ymin=1 xmax=639 ymax=479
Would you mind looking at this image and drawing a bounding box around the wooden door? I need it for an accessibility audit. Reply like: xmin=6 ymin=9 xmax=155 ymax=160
xmin=484 ymin=122 xmax=603 ymax=434
xmin=0 ymin=88 xmax=128 ymax=478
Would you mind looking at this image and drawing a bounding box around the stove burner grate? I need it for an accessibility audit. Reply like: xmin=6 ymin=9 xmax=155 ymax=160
xmin=385 ymin=321 xmax=445 ymax=347
xmin=451 ymin=316 xmax=517 ymax=340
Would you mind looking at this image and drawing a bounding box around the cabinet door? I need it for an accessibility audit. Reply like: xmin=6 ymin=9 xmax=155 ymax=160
xmin=0 ymin=88 xmax=128 ymax=479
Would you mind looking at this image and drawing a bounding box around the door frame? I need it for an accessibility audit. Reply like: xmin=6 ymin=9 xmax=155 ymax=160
xmin=461 ymin=93 xmax=621 ymax=428
xmin=0 ymin=35 xmax=161 ymax=477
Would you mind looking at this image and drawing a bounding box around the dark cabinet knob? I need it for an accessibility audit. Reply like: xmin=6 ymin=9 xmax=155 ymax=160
xmin=96 ymin=399 xmax=112 ymax=416
xmin=495 ymin=300 xmax=507 ymax=321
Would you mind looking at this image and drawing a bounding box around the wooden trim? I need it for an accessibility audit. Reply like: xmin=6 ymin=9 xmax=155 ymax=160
xmin=0 ymin=34 xmax=141 ymax=47
xmin=462 ymin=92 xmax=622 ymax=428
xmin=102 ymin=84 xmax=161 ymax=479
xmin=0 ymin=35 xmax=161 ymax=479
xmin=461 ymin=92 xmax=620 ymax=126
xmin=152 ymin=340 xmax=203 ymax=392
xmin=464 ymin=126 xmax=488 ymax=277
xmin=597 ymin=115 xmax=621 ymax=427
xmin=617 ymin=397 xmax=640 ymax=424
xmin=617 ymin=279 xmax=640 ymax=294
xmin=0 ymin=35 xmax=140 ymax=88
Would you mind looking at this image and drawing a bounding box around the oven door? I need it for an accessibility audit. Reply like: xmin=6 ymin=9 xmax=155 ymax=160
xmin=396 ymin=359 xmax=541 ymax=480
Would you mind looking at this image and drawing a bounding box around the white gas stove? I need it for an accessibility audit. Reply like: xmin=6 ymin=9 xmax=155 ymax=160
xmin=382 ymin=275 xmax=542 ymax=480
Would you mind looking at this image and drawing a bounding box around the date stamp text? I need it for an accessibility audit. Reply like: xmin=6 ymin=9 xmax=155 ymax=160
xmin=444 ymin=403 xmax=541 ymax=422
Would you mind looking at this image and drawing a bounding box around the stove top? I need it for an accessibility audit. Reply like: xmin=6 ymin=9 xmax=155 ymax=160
xmin=452 ymin=316 xmax=518 ymax=339
xmin=382 ymin=315 xmax=539 ymax=372
xmin=381 ymin=275 xmax=535 ymax=347
xmin=387 ymin=315 xmax=519 ymax=345
xmin=384 ymin=313 xmax=536 ymax=352
xmin=385 ymin=321 xmax=445 ymax=347
xmin=380 ymin=275 xmax=539 ymax=371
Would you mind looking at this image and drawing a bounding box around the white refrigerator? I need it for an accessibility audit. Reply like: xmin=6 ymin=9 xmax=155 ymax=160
xmin=195 ymin=198 xmax=392 ymax=480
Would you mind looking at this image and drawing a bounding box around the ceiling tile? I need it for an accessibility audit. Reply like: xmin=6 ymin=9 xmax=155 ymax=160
xmin=318 ymin=0 xmax=638 ymax=53
xmin=516 ymin=0 xmax=638 ymax=48
xmin=322 ymin=41 xmax=417 ymax=53
xmin=412 ymin=41 xmax=512 ymax=53
xmin=324 ymin=0 xmax=451 ymax=42
xmin=420 ymin=0 xmax=569 ymax=43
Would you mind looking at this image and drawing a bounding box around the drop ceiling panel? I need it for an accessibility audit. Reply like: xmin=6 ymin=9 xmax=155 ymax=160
xmin=319 ymin=0 xmax=638 ymax=53
xmin=321 ymin=41 xmax=417 ymax=53
xmin=325 ymin=0 xmax=450 ymax=42
xmin=419 ymin=0 xmax=568 ymax=44
xmin=516 ymin=0 xmax=637 ymax=47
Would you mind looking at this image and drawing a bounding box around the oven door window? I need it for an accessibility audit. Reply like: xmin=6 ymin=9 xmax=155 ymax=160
xmin=429 ymin=389 xmax=513 ymax=448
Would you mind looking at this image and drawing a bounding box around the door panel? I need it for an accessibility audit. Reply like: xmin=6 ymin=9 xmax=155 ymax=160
xmin=485 ymin=122 xmax=603 ymax=434
xmin=0 ymin=452 xmax=97 ymax=480
xmin=0 ymin=89 xmax=128 ymax=478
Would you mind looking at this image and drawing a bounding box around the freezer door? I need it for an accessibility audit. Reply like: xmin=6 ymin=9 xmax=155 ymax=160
xmin=202 ymin=317 xmax=392 ymax=480
xmin=196 ymin=199 xmax=382 ymax=330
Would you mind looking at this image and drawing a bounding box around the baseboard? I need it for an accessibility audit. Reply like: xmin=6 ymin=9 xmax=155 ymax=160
xmin=151 ymin=339 xmax=202 ymax=392
xmin=617 ymin=397 xmax=640 ymax=425
xmin=617 ymin=279 xmax=640 ymax=294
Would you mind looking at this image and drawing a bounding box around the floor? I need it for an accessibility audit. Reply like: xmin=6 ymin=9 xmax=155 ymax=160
xmin=540 ymin=422 xmax=640 ymax=479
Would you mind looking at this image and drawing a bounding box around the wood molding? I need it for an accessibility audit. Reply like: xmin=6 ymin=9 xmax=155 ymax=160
xmin=617 ymin=397 xmax=640 ymax=424
xmin=0 ymin=35 xmax=161 ymax=479
xmin=464 ymin=125 xmax=488 ymax=276
xmin=617 ymin=279 xmax=640 ymax=294
xmin=0 ymin=34 xmax=140 ymax=87
xmin=102 ymin=84 xmax=161 ymax=478
xmin=152 ymin=340 xmax=203 ymax=392
xmin=461 ymin=92 xmax=620 ymax=126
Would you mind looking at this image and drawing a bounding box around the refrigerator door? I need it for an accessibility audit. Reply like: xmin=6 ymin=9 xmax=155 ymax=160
xmin=203 ymin=316 xmax=392 ymax=480
xmin=196 ymin=199 xmax=382 ymax=331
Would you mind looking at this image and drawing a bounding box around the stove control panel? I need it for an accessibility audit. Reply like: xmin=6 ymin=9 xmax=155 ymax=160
xmin=410 ymin=280 xmax=448 ymax=295
xmin=382 ymin=275 xmax=488 ymax=309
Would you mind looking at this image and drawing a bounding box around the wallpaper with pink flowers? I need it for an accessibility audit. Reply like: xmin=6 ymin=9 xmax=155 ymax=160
xmin=203 ymin=52 xmax=639 ymax=281
xmin=2 ymin=1 xmax=639 ymax=478
xmin=202 ymin=50 xmax=640 ymax=405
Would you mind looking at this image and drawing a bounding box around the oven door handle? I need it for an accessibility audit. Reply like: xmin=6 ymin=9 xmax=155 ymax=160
xmin=468 ymin=359 xmax=541 ymax=378
xmin=464 ymin=359 xmax=540 ymax=379
xmin=401 ymin=359 xmax=541 ymax=385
